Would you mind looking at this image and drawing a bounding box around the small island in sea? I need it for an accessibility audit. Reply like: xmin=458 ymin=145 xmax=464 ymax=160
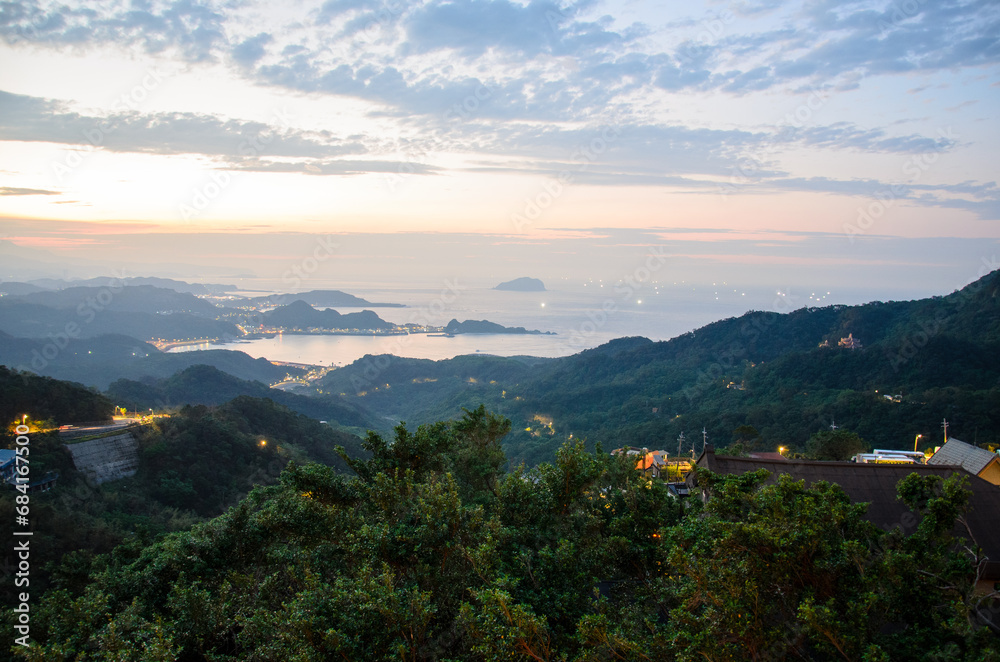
xmin=442 ymin=319 xmax=555 ymax=335
xmin=494 ymin=277 xmax=546 ymax=292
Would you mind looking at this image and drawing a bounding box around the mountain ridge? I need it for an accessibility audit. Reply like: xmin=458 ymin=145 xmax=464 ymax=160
xmin=319 ymin=269 xmax=1000 ymax=463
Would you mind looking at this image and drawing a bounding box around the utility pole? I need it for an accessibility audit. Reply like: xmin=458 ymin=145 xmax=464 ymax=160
xmin=941 ymin=418 xmax=949 ymax=443
xmin=677 ymin=431 xmax=685 ymax=458
xmin=702 ymin=427 xmax=708 ymax=455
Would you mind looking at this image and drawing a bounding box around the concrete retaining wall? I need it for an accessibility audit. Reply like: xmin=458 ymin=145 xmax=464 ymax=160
xmin=65 ymin=431 xmax=140 ymax=484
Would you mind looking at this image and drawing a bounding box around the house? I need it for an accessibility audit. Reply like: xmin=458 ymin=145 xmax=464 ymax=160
xmin=613 ymin=447 xmax=693 ymax=481
xmin=838 ymin=333 xmax=862 ymax=349
xmin=666 ymin=482 xmax=690 ymax=498
xmin=635 ymin=450 xmax=670 ymax=479
xmin=927 ymin=437 xmax=1000 ymax=486
xmin=0 ymin=449 xmax=15 ymax=484
xmin=689 ymin=446 xmax=1000 ymax=592
xmin=0 ymin=449 xmax=58 ymax=493
xmin=23 ymin=472 xmax=59 ymax=493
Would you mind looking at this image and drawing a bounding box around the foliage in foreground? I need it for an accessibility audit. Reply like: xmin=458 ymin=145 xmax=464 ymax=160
xmin=8 ymin=406 xmax=999 ymax=661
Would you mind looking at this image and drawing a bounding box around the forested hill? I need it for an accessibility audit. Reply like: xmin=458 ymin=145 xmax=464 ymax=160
xmin=0 ymin=333 xmax=299 ymax=389
xmin=0 ymin=387 xmax=367 ymax=607
xmin=320 ymin=269 xmax=1000 ymax=464
xmin=107 ymin=364 xmax=378 ymax=430
xmin=10 ymin=284 xmax=221 ymax=315
xmin=261 ymin=299 xmax=393 ymax=330
xmin=0 ymin=365 xmax=114 ymax=433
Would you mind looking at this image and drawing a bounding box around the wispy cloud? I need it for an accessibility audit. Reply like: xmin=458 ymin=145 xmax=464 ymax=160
xmin=0 ymin=89 xmax=371 ymax=160
xmin=0 ymin=0 xmax=227 ymax=62
xmin=0 ymin=186 xmax=59 ymax=196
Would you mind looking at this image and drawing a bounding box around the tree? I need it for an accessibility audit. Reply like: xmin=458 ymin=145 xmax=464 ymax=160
xmin=585 ymin=469 xmax=1000 ymax=661
xmin=9 ymin=409 xmax=999 ymax=661
xmin=732 ymin=424 xmax=761 ymax=444
xmin=805 ymin=428 xmax=867 ymax=461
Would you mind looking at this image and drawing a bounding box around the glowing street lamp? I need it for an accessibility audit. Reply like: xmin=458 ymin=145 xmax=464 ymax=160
xmin=914 ymin=434 xmax=923 ymax=452
xmin=778 ymin=446 xmax=787 ymax=455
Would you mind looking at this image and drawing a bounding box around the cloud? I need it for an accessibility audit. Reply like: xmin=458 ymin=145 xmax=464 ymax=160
xmin=5 ymin=84 xmax=963 ymax=190
xmin=731 ymin=0 xmax=788 ymax=17
xmin=0 ymin=84 xmax=981 ymax=219
xmin=762 ymin=176 xmax=1000 ymax=221
xmin=0 ymin=89 xmax=371 ymax=160
xmin=403 ymin=0 xmax=625 ymax=59
xmin=791 ymin=123 xmax=959 ymax=154
xmin=231 ymin=32 xmax=272 ymax=66
xmin=659 ymin=1 xmax=1000 ymax=95
xmin=247 ymin=0 xmax=998 ymax=126
xmin=0 ymin=1 xmax=994 ymax=223
xmin=5 ymin=0 xmax=996 ymax=123
xmin=315 ymin=0 xmax=381 ymax=25
xmin=654 ymin=60 xmax=712 ymax=90
xmin=227 ymin=158 xmax=442 ymax=176
xmin=0 ymin=0 xmax=228 ymax=62
xmin=0 ymin=186 xmax=59 ymax=196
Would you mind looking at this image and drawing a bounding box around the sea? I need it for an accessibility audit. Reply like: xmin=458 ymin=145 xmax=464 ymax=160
xmin=166 ymin=279 xmax=889 ymax=367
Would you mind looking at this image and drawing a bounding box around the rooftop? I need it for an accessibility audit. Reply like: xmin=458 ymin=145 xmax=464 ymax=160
xmin=927 ymin=437 xmax=999 ymax=476
xmin=748 ymin=452 xmax=787 ymax=461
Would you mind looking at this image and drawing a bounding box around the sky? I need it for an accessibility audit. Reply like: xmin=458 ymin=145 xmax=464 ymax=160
xmin=0 ymin=0 xmax=998 ymax=296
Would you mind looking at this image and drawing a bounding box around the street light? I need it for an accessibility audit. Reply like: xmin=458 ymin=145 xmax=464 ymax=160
xmin=778 ymin=446 xmax=787 ymax=455
xmin=914 ymin=434 xmax=923 ymax=452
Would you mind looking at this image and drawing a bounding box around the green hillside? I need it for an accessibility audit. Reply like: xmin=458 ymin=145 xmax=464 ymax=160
xmin=107 ymin=364 xmax=377 ymax=430
xmin=0 ymin=391 xmax=365 ymax=608
xmin=0 ymin=333 xmax=301 ymax=389
xmin=318 ymin=270 xmax=1000 ymax=464
xmin=0 ymin=366 xmax=114 ymax=434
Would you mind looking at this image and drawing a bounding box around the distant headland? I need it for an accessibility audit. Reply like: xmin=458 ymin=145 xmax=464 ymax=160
xmin=443 ymin=319 xmax=555 ymax=335
xmin=251 ymin=289 xmax=405 ymax=307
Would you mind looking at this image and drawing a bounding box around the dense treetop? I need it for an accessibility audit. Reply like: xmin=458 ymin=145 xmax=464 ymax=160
xmin=7 ymin=407 xmax=998 ymax=660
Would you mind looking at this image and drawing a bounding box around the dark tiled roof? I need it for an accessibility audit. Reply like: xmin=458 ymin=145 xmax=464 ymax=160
xmin=748 ymin=452 xmax=787 ymax=461
xmin=927 ymin=438 xmax=999 ymax=476
xmin=693 ymin=449 xmax=1000 ymax=579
